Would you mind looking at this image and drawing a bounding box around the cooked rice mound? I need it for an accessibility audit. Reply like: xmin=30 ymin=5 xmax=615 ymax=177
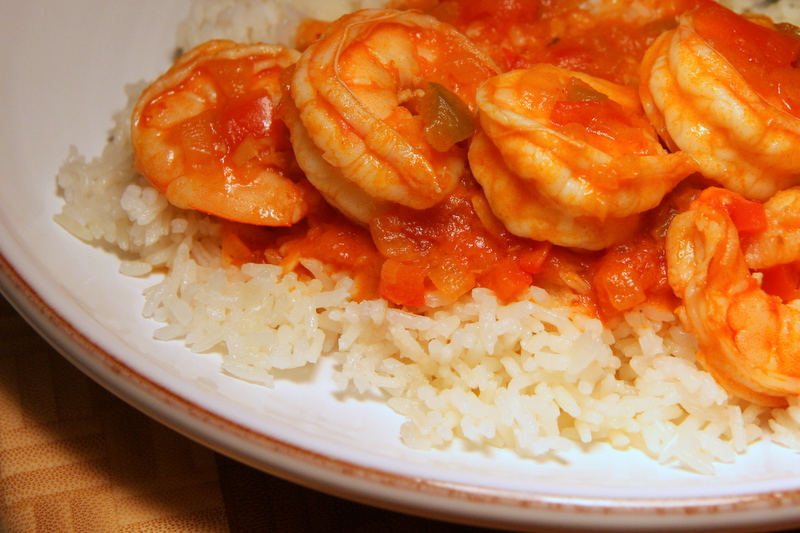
xmin=54 ymin=0 xmax=800 ymax=474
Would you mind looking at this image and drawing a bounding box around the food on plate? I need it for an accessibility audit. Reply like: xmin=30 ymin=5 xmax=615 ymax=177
xmin=285 ymin=8 xmax=500 ymax=224
xmin=667 ymin=187 xmax=800 ymax=407
xmin=130 ymin=40 xmax=309 ymax=226
xmin=55 ymin=0 xmax=800 ymax=474
xmin=640 ymin=2 xmax=800 ymax=201
xmin=470 ymin=65 xmax=696 ymax=249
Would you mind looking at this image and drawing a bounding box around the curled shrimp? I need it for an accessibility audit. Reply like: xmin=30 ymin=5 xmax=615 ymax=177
xmin=640 ymin=3 xmax=800 ymax=202
xmin=469 ymin=129 xmax=638 ymax=250
xmin=285 ymin=8 xmax=500 ymax=224
xmin=131 ymin=40 xmax=310 ymax=226
xmin=469 ymin=65 xmax=697 ymax=250
xmin=667 ymin=187 xmax=800 ymax=406
xmin=742 ymin=188 xmax=800 ymax=270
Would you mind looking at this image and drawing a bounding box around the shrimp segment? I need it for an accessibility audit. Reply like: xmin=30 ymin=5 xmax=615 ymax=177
xmin=470 ymin=65 xmax=696 ymax=250
xmin=469 ymin=129 xmax=639 ymax=250
xmin=286 ymin=9 xmax=500 ymax=224
xmin=741 ymin=188 xmax=800 ymax=270
xmin=640 ymin=4 xmax=800 ymax=201
xmin=667 ymin=187 xmax=800 ymax=406
xmin=131 ymin=40 xmax=308 ymax=226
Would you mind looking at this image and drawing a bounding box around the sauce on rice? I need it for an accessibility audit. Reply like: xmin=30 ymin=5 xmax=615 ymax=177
xmin=54 ymin=0 xmax=800 ymax=472
xmin=220 ymin=0 xmax=714 ymax=319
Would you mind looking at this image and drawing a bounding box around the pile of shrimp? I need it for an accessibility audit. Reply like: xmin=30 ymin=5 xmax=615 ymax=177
xmin=130 ymin=0 xmax=800 ymax=407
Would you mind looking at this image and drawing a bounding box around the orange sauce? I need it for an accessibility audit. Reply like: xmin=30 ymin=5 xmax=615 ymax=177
xmin=159 ymin=56 xmax=300 ymax=182
xmin=409 ymin=0 xmax=709 ymax=85
xmin=689 ymin=3 xmax=800 ymax=117
xmin=222 ymin=200 xmax=383 ymax=301
xmin=223 ymin=172 xmax=683 ymax=320
xmin=370 ymin=179 xmax=543 ymax=306
xmin=220 ymin=0 xmax=772 ymax=322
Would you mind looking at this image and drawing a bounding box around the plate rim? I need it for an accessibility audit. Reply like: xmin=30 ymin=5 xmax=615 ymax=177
xmin=4 ymin=248 xmax=800 ymax=532
xmin=3 ymin=0 xmax=800 ymax=527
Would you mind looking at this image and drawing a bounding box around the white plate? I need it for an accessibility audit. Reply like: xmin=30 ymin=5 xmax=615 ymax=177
xmin=3 ymin=1 xmax=800 ymax=531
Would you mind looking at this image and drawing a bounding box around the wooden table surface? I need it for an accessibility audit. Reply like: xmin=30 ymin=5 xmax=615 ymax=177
xmin=2 ymin=293 xmax=799 ymax=533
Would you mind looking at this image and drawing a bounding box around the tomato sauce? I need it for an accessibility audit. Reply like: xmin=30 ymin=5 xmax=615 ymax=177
xmin=405 ymin=0 xmax=709 ymax=85
xmin=162 ymin=56 xmax=300 ymax=182
xmin=758 ymin=262 xmax=800 ymax=302
xmin=690 ymin=3 xmax=800 ymax=117
xmin=221 ymin=200 xmax=383 ymax=301
xmin=220 ymin=0 xmax=769 ymax=322
xmin=224 ymin=174 xmax=684 ymax=321
xmin=370 ymin=179 xmax=542 ymax=306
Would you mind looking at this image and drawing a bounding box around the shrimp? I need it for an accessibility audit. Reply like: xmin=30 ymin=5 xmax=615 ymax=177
xmin=742 ymin=188 xmax=800 ymax=270
xmin=131 ymin=40 xmax=309 ymax=226
xmin=667 ymin=186 xmax=800 ymax=407
xmin=469 ymin=129 xmax=640 ymax=250
xmin=285 ymin=9 xmax=500 ymax=224
xmin=469 ymin=65 xmax=697 ymax=250
xmin=640 ymin=3 xmax=800 ymax=202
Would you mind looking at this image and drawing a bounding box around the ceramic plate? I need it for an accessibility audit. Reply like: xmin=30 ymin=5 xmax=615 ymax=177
xmin=3 ymin=1 xmax=800 ymax=531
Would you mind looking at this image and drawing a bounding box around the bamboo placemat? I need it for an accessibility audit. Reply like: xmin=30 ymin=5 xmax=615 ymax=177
xmin=0 ymin=295 xmax=490 ymax=533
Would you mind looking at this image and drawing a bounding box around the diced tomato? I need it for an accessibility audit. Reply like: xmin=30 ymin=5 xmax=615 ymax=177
xmin=221 ymin=230 xmax=259 ymax=267
xmin=532 ymin=247 xmax=592 ymax=294
xmin=759 ymin=262 xmax=800 ymax=302
xmin=370 ymin=213 xmax=427 ymax=261
xmin=550 ymin=97 xmax=652 ymax=154
xmin=301 ymin=222 xmax=374 ymax=271
xmin=727 ymin=197 xmax=768 ymax=234
xmin=692 ymin=4 xmax=800 ymax=70
xmin=518 ymin=241 xmax=553 ymax=275
xmin=220 ymin=220 xmax=293 ymax=267
xmin=501 ymin=48 xmax=531 ymax=71
xmin=427 ymin=254 xmax=475 ymax=300
xmin=547 ymin=44 xmax=597 ymax=76
xmin=477 ymin=257 xmax=532 ymax=302
xmin=592 ymin=236 xmax=670 ymax=316
xmin=205 ymin=57 xmax=253 ymax=99
xmin=595 ymin=262 xmax=646 ymax=312
xmin=701 ymin=188 xmax=768 ymax=234
xmin=219 ymin=94 xmax=275 ymax=149
xmin=379 ymin=259 xmax=428 ymax=307
xmin=172 ymin=109 xmax=222 ymax=170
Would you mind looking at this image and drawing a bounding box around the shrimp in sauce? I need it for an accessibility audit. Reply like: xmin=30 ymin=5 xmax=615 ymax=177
xmin=285 ymin=8 xmax=500 ymax=224
xmin=470 ymin=65 xmax=697 ymax=250
xmin=400 ymin=0 xmax=705 ymax=84
xmin=130 ymin=0 xmax=800 ymax=406
xmin=640 ymin=3 xmax=800 ymax=201
xmin=667 ymin=187 xmax=800 ymax=406
xmin=131 ymin=40 xmax=310 ymax=226
xmin=741 ymin=189 xmax=800 ymax=271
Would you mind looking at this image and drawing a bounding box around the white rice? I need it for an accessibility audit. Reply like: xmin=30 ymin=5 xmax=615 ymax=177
xmin=176 ymin=0 xmax=386 ymax=50
xmin=54 ymin=0 xmax=800 ymax=474
xmin=723 ymin=0 xmax=800 ymax=20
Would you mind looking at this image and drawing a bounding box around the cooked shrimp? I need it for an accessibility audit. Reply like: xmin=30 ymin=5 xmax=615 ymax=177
xmin=667 ymin=187 xmax=800 ymax=406
xmin=285 ymin=8 xmax=500 ymax=224
xmin=131 ymin=40 xmax=309 ymax=226
xmin=742 ymin=188 xmax=800 ymax=270
xmin=640 ymin=3 xmax=800 ymax=202
xmin=470 ymin=65 xmax=696 ymax=250
xmin=469 ymin=129 xmax=641 ymax=250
